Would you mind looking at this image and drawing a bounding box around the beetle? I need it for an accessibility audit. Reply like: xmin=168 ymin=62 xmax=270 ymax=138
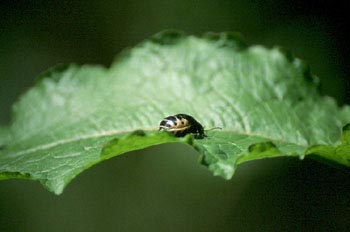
xmin=159 ymin=113 xmax=221 ymax=138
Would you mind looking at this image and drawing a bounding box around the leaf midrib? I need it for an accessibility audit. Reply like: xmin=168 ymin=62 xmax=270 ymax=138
xmin=3 ymin=129 xmax=308 ymax=159
xmin=3 ymin=128 xmax=155 ymax=157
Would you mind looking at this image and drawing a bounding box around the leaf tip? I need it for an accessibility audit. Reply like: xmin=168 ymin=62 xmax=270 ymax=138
xmin=40 ymin=179 xmax=65 ymax=195
xmin=209 ymin=162 xmax=235 ymax=180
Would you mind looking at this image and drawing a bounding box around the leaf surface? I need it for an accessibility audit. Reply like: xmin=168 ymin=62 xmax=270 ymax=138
xmin=0 ymin=31 xmax=349 ymax=194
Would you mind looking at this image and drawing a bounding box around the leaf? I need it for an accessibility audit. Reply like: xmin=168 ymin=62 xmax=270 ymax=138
xmin=305 ymin=123 xmax=350 ymax=167
xmin=0 ymin=31 xmax=349 ymax=194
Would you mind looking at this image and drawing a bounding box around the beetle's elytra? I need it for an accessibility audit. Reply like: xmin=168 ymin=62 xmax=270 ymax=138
xmin=159 ymin=114 xmax=205 ymax=138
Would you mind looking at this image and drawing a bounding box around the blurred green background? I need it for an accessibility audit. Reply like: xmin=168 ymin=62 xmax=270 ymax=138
xmin=0 ymin=1 xmax=349 ymax=231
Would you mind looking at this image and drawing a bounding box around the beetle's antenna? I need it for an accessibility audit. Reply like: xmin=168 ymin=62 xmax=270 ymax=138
xmin=204 ymin=127 xmax=222 ymax=131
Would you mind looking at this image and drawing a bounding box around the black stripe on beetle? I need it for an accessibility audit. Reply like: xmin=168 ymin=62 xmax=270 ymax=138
xmin=159 ymin=114 xmax=205 ymax=138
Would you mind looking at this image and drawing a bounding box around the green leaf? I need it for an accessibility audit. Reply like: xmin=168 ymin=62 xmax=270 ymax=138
xmin=304 ymin=124 xmax=350 ymax=167
xmin=0 ymin=31 xmax=349 ymax=194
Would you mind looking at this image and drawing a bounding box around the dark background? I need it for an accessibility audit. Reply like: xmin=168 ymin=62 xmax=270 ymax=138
xmin=0 ymin=1 xmax=349 ymax=231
